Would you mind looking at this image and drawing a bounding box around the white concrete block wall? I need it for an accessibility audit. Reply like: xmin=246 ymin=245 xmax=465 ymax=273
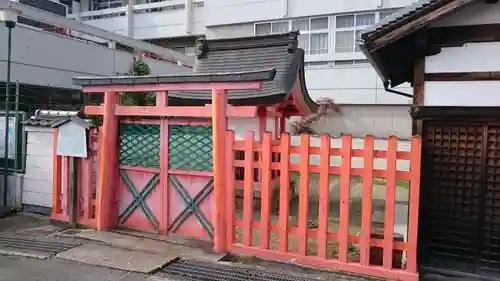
xmin=22 ymin=127 xmax=55 ymax=208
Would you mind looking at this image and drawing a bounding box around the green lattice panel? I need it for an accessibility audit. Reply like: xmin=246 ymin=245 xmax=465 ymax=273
xmin=120 ymin=124 xmax=160 ymax=168
xmin=169 ymin=125 xmax=213 ymax=172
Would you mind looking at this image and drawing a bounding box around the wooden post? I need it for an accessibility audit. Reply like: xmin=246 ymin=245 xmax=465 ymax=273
xmin=96 ymin=91 xmax=118 ymax=230
xmin=51 ymin=128 xmax=62 ymax=217
xmin=212 ymin=89 xmax=228 ymax=253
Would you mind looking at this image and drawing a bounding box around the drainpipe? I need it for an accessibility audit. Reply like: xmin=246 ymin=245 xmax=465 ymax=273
xmin=184 ymin=0 xmax=193 ymax=34
xmin=71 ymin=0 xmax=81 ymax=37
xmin=126 ymin=0 xmax=135 ymax=38
xmin=281 ymin=0 xmax=288 ymax=17
xmin=384 ymin=81 xmax=413 ymax=98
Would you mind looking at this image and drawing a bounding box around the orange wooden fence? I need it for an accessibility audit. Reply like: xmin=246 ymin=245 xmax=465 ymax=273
xmin=225 ymin=131 xmax=421 ymax=281
xmin=51 ymin=128 xmax=99 ymax=228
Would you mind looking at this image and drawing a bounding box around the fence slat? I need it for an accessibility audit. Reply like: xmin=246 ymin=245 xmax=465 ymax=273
xmin=82 ymin=151 xmax=94 ymax=220
xmin=338 ymin=135 xmax=352 ymax=263
xmin=260 ymin=132 xmax=272 ymax=249
xmin=243 ymin=131 xmax=254 ymax=247
xmin=63 ymin=156 xmax=71 ymax=216
xmin=226 ymin=131 xmax=236 ymax=247
xmin=52 ymin=128 xmax=62 ymax=215
xmin=160 ymin=119 xmax=169 ymax=234
xmin=360 ymin=136 xmax=374 ymax=266
xmin=298 ymin=134 xmax=310 ymax=256
xmin=407 ymin=136 xmax=422 ymax=273
xmin=278 ymin=133 xmax=291 ymax=253
xmin=318 ymin=135 xmax=330 ymax=259
xmin=383 ymin=136 xmax=398 ymax=269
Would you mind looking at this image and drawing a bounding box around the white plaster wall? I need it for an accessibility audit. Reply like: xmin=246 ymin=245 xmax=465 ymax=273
xmin=425 ymin=42 xmax=500 ymax=73
xmin=431 ymin=1 xmax=500 ymax=27
xmin=424 ymin=42 xmax=500 ymax=107
xmin=22 ymin=127 xmax=55 ymax=208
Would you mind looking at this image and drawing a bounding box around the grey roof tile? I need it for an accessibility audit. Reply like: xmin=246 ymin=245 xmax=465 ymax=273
xmin=361 ymin=0 xmax=446 ymax=39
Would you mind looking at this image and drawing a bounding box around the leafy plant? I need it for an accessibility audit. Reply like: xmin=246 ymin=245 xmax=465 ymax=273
xmin=120 ymin=58 xmax=155 ymax=106
xmin=291 ymin=97 xmax=340 ymax=134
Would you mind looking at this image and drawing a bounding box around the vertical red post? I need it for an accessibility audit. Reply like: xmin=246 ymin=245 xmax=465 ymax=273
xmin=360 ymin=136 xmax=374 ymax=266
xmin=52 ymin=128 xmax=62 ymax=216
xmin=157 ymin=91 xmax=169 ymax=234
xmin=317 ymin=135 xmax=330 ymax=259
xmin=406 ymin=136 xmax=422 ymax=273
xmin=243 ymin=131 xmax=254 ymax=247
xmin=298 ymin=134 xmax=310 ymax=255
xmin=279 ymin=117 xmax=286 ymax=134
xmin=260 ymin=132 xmax=272 ymax=249
xmin=96 ymin=91 xmax=118 ymax=230
xmin=273 ymin=117 xmax=279 ymax=139
xmin=338 ymin=135 xmax=352 ymax=263
xmin=211 ymin=89 xmax=228 ymax=253
xmin=226 ymin=131 xmax=236 ymax=248
xmin=278 ymin=133 xmax=291 ymax=252
xmin=81 ymin=134 xmax=94 ymax=221
xmin=63 ymin=156 xmax=71 ymax=215
xmin=383 ymin=136 xmax=398 ymax=269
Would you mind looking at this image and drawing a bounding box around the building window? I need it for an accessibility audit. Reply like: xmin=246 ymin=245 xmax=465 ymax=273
xmin=172 ymin=46 xmax=195 ymax=57
xmin=255 ymin=16 xmax=330 ymax=55
xmin=334 ymin=13 xmax=375 ymax=53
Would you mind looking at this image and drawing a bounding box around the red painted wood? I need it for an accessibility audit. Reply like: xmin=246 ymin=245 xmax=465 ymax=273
xmin=168 ymin=174 xmax=214 ymax=239
xmin=338 ymin=135 xmax=352 ymax=263
xmin=51 ymin=128 xmax=62 ymax=217
xmin=360 ymin=136 xmax=374 ymax=266
xmin=212 ymin=89 xmax=228 ymax=252
xmin=406 ymin=136 xmax=422 ymax=273
xmin=160 ymin=117 xmax=169 ymax=234
xmin=96 ymin=91 xmax=118 ymax=230
xmin=167 ymin=170 xmax=213 ymax=177
xmin=317 ymin=135 xmax=330 ymax=259
xmin=82 ymin=81 xmax=264 ymax=93
xmin=120 ymin=165 xmax=161 ymax=173
xmin=383 ymin=136 xmax=398 ymax=269
xmin=278 ymin=133 xmax=291 ymax=253
xmin=260 ymin=132 xmax=272 ymax=250
xmin=226 ymin=131 xmax=236 ymax=247
xmin=118 ymin=169 xmax=161 ymax=232
xmin=85 ymin=105 xmax=258 ymax=118
xmin=243 ymin=131 xmax=254 ymax=247
xmin=229 ymin=246 xmax=418 ymax=281
xmin=298 ymin=134 xmax=310 ymax=255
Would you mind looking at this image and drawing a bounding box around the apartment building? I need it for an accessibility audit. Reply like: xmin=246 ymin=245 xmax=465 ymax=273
xmin=67 ymin=0 xmax=417 ymax=138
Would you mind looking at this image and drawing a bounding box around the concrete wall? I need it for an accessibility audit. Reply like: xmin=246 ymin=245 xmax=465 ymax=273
xmin=0 ymin=25 xmax=191 ymax=89
xmin=22 ymin=127 xmax=54 ymax=208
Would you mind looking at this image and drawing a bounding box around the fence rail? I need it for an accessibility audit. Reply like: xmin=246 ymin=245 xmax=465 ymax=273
xmin=225 ymin=131 xmax=421 ymax=281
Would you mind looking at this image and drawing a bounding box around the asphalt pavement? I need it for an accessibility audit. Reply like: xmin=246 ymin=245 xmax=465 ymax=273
xmin=0 ymin=255 xmax=153 ymax=281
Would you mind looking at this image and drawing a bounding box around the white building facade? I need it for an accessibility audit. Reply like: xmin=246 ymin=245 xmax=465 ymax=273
xmin=69 ymin=0 xmax=417 ymax=138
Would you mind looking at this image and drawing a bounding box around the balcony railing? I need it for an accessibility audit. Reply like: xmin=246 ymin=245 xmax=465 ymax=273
xmin=69 ymin=0 xmax=204 ymax=21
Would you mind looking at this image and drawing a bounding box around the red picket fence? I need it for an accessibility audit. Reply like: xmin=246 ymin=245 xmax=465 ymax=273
xmin=51 ymin=127 xmax=99 ymax=228
xmin=225 ymin=131 xmax=422 ymax=281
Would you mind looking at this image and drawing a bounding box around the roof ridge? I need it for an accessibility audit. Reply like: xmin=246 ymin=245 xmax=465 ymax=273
xmin=195 ymin=31 xmax=299 ymax=59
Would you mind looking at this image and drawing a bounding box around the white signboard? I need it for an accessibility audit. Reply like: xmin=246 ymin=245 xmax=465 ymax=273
xmin=56 ymin=121 xmax=88 ymax=158
xmin=0 ymin=116 xmax=17 ymax=159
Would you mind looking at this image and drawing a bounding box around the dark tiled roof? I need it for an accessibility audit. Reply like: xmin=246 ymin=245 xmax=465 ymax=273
xmin=73 ymin=32 xmax=316 ymax=110
xmin=361 ymin=0 xmax=446 ymax=39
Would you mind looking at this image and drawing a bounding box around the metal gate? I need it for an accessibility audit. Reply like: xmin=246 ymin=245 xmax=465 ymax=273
xmin=420 ymin=120 xmax=500 ymax=278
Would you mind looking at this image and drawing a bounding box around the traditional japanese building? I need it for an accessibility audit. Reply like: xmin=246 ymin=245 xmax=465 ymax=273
xmin=360 ymin=0 xmax=500 ymax=279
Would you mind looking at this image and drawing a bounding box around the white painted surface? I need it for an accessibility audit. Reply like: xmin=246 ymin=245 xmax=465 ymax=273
xmin=0 ymin=24 xmax=191 ymax=89
xmin=204 ymin=0 xmax=414 ymax=27
xmin=424 ymin=81 xmax=500 ymax=107
xmin=432 ymin=1 xmax=500 ymax=27
xmin=425 ymin=42 xmax=500 ymax=73
xmin=22 ymin=128 xmax=55 ymax=208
